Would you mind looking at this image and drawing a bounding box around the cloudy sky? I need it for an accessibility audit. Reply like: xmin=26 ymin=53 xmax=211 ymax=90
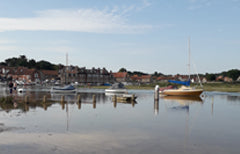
xmin=0 ymin=0 xmax=239 ymax=74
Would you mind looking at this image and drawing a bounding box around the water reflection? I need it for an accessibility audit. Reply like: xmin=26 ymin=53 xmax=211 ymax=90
xmin=1 ymin=88 xmax=240 ymax=154
xmin=154 ymin=99 xmax=159 ymax=115
xmin=0 ymin=90 xmax=138 ymax=112
xmin=227 ymin=95 xmax=240 ymax=103
xmin=160 ymin=96 xmax=203 ymax=113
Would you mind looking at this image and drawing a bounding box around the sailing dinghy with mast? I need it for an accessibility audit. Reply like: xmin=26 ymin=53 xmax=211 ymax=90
xmin=51 ymin=53 xmax=76 ymax=93
xmin=161 ymin=38 xmax=203 ymax=97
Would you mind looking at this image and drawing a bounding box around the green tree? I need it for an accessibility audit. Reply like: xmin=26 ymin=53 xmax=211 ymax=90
xmin=205 ymin=73 xmax=216 ymax=81
xmin=119 ymin=68 xmax=127 ymax=72
xmin=28 ymin=59 xmax=36 ymax=68
xmin=221 ymin=69 xmax=240 ymax=81
xmin=36 ymin=60 xmax=55 ymax=70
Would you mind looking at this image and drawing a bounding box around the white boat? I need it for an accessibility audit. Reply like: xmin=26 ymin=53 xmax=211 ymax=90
xmin=105 ymin=83 xmax=127 ymax=93
xmin=51 ymin=85 xmax=76 ymax=93
xmin=105 ymin=88 xmax=128 ymax=93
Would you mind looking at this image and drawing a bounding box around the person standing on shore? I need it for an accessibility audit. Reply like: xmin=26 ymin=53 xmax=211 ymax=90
xmin=13 ymin=81 xmax=17 ymax=91
xmin=8 ymin=81 xmax=13 ymax=94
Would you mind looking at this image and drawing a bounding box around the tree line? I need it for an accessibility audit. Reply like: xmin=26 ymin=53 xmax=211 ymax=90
xmin=1 ymin=56 xmax=239 ymax=81
xmin=0 ymin=55 xmax=63 ymax=70
xmin=205 ymin=69 xmax=240 ymax=81
xmin=119 ymin=67 xmax=240 ymax=81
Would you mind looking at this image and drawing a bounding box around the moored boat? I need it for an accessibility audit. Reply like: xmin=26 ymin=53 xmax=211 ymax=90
xmin=51 ymin=85 xmax=76 ymax=93
xmin=162 ymin=85 xmax=203 ymax=96
xmin=160 ymin=38 xmax=204 ymax=97
xmin=105 ymin=83 xmax=127 ymax=93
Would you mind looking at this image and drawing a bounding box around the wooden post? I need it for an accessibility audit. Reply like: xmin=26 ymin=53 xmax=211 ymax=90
xmin=24 ymin=95 xmax=29 ymax=103
xmin=24 ymin=103 xmax=29 ymax=111
xmin=131 ymin=100 xmax=135 ymax=107
xmin=61 ymin=101 xmax=65 ymax=110
xmin=131 ymin=94 xmax=135 ymax=101
xmin=93 ymin=95 xmax=96 ymax=109
xmin=78 ymin=101 xmax=81 ymax=110
xmin=43 ymin=95 xmax=47 ymax=103
xmin=113 ymin=101 xmax=117 ymax=108
xmin=61 ymin=95 xmax=65 ymax=110
xmin=24 ymin=96 xmax=29 ymax=111
xmin=61 ymin=95 xmax=65 ymax=103
xmin=43 ymin=103 xmax=47 ymax=110
xmin=93 ymin=95 xmax=96 ymax=103
xmin=77 ymin=94 xmax=81 ymax=103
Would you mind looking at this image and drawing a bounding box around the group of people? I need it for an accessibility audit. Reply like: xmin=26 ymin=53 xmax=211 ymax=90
xmin=8 ymin=81 xmax=17 ymax=93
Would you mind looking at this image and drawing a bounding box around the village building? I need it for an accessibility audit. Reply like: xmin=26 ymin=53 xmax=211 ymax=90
xmin=130 ymin=75 xmax=141 ymax=83
xmin=202 ymin=77 xmax=208 ymax=83
xmin=237 ymin=76 xmax=240 ymax=82
xmin=112 ymin=72 xmax=129 ymax=83
xmin=0 ymin=66 xmax=42 ymax=84
xmin=157 ymin=76 xmax=172 ymax=82
xmin=224 ymin=77 xmax=233 ymax=82
xmin=59 ymin=66 xmax=113 ymax=85
xmin=140 ymin=75 xmax=152 ymax=84
xmin=216 ymin=75 xmax=224 ymax=81
xmin=41 ymin=70 xmax=59 ymax=82
xmin=0 ymin=66 xmax=15 ymax=81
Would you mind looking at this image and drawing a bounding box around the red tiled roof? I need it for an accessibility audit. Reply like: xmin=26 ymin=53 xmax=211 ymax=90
xmin=130 ymin=75 xmax=141 ymax=80
xmin=140 ymin=75 xmax=151 ymax=79
xmin=113 ymin=72 xmax=127 ymax=78
xmin=42 ymin=70 xmax=58 ymax=76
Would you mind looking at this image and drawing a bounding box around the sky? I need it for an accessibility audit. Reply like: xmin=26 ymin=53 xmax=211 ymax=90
xmin=0 ymin=0 xmax=239 ymax=75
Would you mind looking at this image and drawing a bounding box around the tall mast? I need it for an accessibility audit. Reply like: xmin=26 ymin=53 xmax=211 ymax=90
xmin=65 ymin=52 xmax=68 ymax=84
xmin=188 ymin=37 xmax=191 ymax=80
xmin=66 ymin=52 xmax=68 ymax=68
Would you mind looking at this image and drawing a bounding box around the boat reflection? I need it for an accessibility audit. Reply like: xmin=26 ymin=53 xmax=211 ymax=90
xmin=163 ymin=95 xmax=203 ymax=104
xmin=161 ymin=95 xmax=204 ymax=113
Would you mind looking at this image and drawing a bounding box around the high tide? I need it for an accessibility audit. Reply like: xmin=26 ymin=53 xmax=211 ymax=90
xmin=0 ymin=86 xmax=240 ymax=154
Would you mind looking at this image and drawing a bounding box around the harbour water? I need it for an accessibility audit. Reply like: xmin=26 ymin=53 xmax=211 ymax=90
xmin=0 ymin=86 xmax=240 ymax=154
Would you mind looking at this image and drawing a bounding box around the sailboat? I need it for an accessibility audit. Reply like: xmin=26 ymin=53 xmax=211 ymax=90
xmin=161 ymin=38 xmax=204 ymax=97
xmin=51 ymin=53 xmax=76 ymax=93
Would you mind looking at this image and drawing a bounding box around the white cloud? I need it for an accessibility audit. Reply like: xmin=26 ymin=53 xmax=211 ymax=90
xmin=0 ymin=8 xmax=153 ymax=34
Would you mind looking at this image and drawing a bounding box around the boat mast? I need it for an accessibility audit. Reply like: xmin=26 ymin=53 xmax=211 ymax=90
xmin=188 ymin=37 xmax=191 ymax=80
xmin=65 ymin=52 xmax=68 ymax=84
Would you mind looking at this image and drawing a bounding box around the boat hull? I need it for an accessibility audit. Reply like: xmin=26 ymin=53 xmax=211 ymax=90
xmin=105 ymin=89 xmax=127 ymax=93
xmin=163 ymin=89 xmax=203 ymax=96
xmin=51 ymin=88 xmax=76 ymax=93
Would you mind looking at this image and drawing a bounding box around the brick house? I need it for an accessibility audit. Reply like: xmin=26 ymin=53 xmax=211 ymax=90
xmin=224 ymin=77 xmax=233 ymax=82
xmin=59 ymin=66 xmax=113 ymax=85
xmin=140 ymin=75 xmax=152 ymax=83
xmin=113 ymin=72 xmax=129 ymax=83
xmin=41 ymin=70 xmax=59 ymax=82
xmin=12 ymin=67 xmax=42 ymax=83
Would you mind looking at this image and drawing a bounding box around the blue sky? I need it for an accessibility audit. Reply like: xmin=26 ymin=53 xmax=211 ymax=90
xmin=0 ymin=0 xmax=239 ymax=74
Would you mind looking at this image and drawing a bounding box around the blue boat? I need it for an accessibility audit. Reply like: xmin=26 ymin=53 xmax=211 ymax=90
xmin=51 ymin=85 xmax=76 ymax=93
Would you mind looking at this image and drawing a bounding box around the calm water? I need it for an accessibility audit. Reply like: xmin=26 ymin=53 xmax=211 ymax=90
xmin=0 ymin=86 xmax=240 ymax=154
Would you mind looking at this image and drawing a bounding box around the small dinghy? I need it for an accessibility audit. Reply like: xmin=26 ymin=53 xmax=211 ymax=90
xmin=51 ymin=85 xmax=76 ymax=93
